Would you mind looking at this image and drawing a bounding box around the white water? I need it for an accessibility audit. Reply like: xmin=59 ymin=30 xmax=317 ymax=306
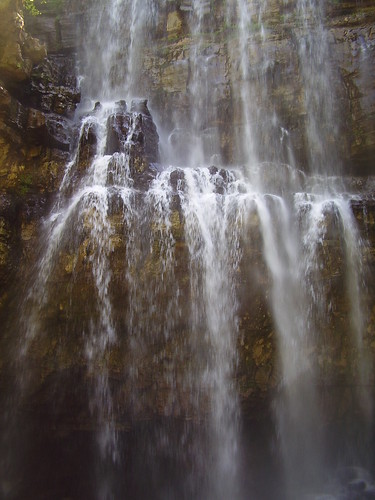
xmin=228 ymin=0 xmax=263 ymax=165
xmin=4 ymin=1 xmax=374 ymax=499
xmin=226 ymin=0 xmax=373 ymax=496
xmin=296 ymin=0 xmax=342 ymax=174
xmin=80 ymin=0 xmax=160 ymax=101
xmin=165 ymin=1 xmax=223 ymax=166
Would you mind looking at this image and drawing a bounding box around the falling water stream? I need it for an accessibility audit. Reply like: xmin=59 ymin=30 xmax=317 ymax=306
xmin=1 ymin=0 xmax=374 ymax=499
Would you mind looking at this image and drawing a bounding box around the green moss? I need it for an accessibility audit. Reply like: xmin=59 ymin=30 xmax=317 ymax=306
xmin=17 ymin=172 xmax=34 ymax=196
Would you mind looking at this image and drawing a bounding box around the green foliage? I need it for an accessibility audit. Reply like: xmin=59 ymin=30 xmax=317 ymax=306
xmin=23 ymin=0 xmax=43 ymax=16
xmin=23 ymin=0 xmax=65 ymax=16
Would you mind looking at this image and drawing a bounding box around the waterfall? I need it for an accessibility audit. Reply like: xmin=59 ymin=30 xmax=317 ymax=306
xmin=165 ymin=1 xmax=223 ymax=166
xmin=80 ymin=0 xmax=160 ymax=101
xmin=296 ymin=0 xmax=343 ymax=174
xmin=227 ymin=0 xmax=295 ymax=168
xmin=227 ymin=0 xmax=373 ymax=495
xmin=228 ymin=0 xmax=263 ymax=166
xmin=179 ymin=167 xmax=245 ymax=498
xmin=1 ymin=0 xmax=374 ymax=499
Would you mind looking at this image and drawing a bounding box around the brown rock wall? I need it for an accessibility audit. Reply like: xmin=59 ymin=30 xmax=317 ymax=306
xmin=131 ymin=0 xmax=375 ymax=171
xmin=0 ymin=2 xmax=80 ymax=329
xmin=0 ymin=0 xmax=374 ymax=431
xmin=0 ymin=0 xmax=46 ymax=83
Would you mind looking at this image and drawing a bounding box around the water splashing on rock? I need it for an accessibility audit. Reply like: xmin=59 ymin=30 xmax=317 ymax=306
xmin=1 ymin=1 xmax=374 ymax=499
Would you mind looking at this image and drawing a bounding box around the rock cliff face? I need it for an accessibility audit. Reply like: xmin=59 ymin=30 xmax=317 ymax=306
xmin=0 ymin=0 xmax=375 ymax=498
xmin=111 ymin=0 xmax=375 ymax=174
xmin=25 ymin=1 xmax=374 ymax=171
xmin=0 ymin=0 xmax=374 ymax=411
xmin=0 ymin=0 xmax=80 ymax=314
xmin=7 ymin=0 xmax=375 ymax=175
xmin=0 ymin=5 xmax=375 ymax=496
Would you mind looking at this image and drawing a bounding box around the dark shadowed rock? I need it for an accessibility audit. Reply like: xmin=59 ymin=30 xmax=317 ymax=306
xmin=105 ymin=112 xmax=131 ymax=155
xmin=102 ymin=99 xmax=160 ymax=188
xmin=130 ymin=98 xmax=151 ymax=116
xmin=76 ymin=119 xmax=98 ymax=173
xmin=45 ymin=114 xmax=72 ymax=151
xmin=29 ymin=54 xmax=80 ymax=117
xmin=170 ymin=168 xmax=185 ymax=191
xmin=129 ymin=99 xmax=159 ymax=165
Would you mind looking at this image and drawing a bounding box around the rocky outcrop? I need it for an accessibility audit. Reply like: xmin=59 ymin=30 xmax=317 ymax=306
xmin=0 ymin=0 xmax=79 ymax=158
xmin=0 ymin=1 xmax=80 ymax=324
xmin=25 ymin=0 xmax=82 ymax=53
xmin=105 ymin=99 xmax=159 ymax=172
xmin=73 ymin=99 xmax=159 ymax=188
xmin=0 ymin=0 xmax=46 ymax=84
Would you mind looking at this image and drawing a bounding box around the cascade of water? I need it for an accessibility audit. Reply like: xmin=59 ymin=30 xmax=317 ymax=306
xmin=80 ymin=0 xmax=160 ymax=101
xmin=296 ymin=0 xmax=342 ymax=174
xmin=166 ymin=1 xmax=222 ymax=166
xmin=223 ymin=0 xmax=373 ymax=493
xmin=227 ymin=0 xmax=291 ymax=168
xmin=123 ymin=169 xmax=182 ymax=417
xmin=186 ymin=1 xmax=212 ymax=165
xmin=254 ymin=192 xmax=325 ymax=494
xmin=228 ymin=0 xmax=260 ymax=166
xmin=3 ymin=1 xmax=373 ymax=499
xmin=17 ymin=105 xmax=131 ymax=497
xmin=11 ymin=106 xmax=246 ymax=500
xmin=335 ymin=199 xmax=373 ymax=421
xmin=179 ymin=167 xmax=246 ymax=498
xmin=248 ymin=185 xmax=373 ymax=496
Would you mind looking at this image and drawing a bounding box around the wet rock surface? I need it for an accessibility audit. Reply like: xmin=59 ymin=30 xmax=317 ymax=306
xmin=130 ymin=0 xmax=375 ymax=174
xmin=75 ymin=99 xmax=160 ymax=188
xmin=0 ymin=0 xmax=80 ymax=331
xmin=0 ymin=4 xmax=374 ymax=500
xmin=0 ymin=0 xmax=374 ymax=477
xmin=1 ymin=167 xmax=373 ymax=427
xmin=28 ymin=54 xmax=80 ymax=117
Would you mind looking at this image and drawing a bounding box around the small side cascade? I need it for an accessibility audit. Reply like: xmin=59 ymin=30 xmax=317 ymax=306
xmin=295 ymin=0 xmax=343 ymax=174
xmin=80 ymin=0 xmax=162 ymax=101
xmin=166 ymin=0 xmax=223 ymax=166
